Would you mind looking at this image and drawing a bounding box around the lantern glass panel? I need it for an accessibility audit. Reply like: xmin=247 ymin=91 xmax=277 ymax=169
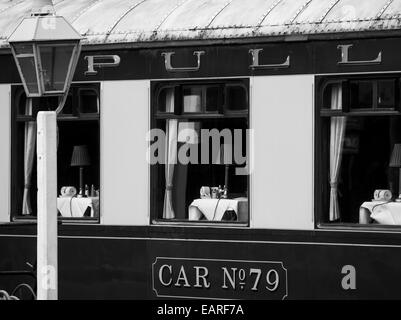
xmin=38 ymin=44 xmax=75 ymax=93
xmin=17 ymin=56 xmax=39 ymax=94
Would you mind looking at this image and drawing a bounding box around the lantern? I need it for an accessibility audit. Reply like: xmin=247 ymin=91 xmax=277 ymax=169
xmin=8 ymin=14 xmax=81 ymax=97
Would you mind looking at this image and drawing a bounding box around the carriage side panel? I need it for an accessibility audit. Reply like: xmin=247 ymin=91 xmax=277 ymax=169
xmin=251 ymin=75 xmax=314 ymax=230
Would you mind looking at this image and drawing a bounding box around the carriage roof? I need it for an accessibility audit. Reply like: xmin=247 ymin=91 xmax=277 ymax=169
xmin=0 ymin=0 xmax=401 ymax=48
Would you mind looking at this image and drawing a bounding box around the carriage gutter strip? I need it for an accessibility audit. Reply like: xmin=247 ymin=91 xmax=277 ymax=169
xmin=1 ymin=233 xmax=401 ymax=248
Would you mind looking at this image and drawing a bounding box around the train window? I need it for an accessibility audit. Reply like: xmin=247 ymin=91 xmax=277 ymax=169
xmin=350 ymin=80 xmax=374 ymax=110
xmin=225 ymin=84 xmax=248 ymax=112
xmin=182 ymin=86 xmax=202 ymax=113
xmin=151 ymin=80 xmax=249 ymax=225
xmin=181 ymin=85 xmax=221 ymax=113
xmin=205 ymin=86 xmax=220 ymax=113
xmin=157 ymin=86 xmax=177 ymax=114
xmin=11 ymin=83 xmax=100 ymax=221
xmin=318 ymin=76 xmax=401 ymax=227
xmin=79 ymin=87 xmax=99 ymax=114
xmin=17 ymin=95 xmax=59 ymax=117
xmin=322 ymin=79 xmax=399 ymax=112
xmin=378 ymin=80 xmax=396 ymax=109
xmin=322 ymin=82 xmax=345 ymax=111
xmin=60 ymin=92 xmax=73 ymax=115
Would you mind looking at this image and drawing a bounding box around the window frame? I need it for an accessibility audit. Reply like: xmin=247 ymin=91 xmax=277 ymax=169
xmin=150 ymin=78 xmax=250 ymax=227
xmin=10 ymin=82 xmax=101 ymax=223
xmin=315 ymin=73 xmax=401 ymax=230
xmin=179 ymin=84 xmax=224 ymax=115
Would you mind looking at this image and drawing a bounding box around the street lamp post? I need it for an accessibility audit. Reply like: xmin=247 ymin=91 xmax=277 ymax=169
xmin=7 ymin=0 xmax=81 ymax=300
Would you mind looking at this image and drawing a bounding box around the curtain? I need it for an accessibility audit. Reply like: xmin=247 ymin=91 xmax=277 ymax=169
xmin=163 ymin=89 xmax=177 ymax=219
xmin=173 ymin=145 xmax=187 ymax=219
xmin=329 ymin=84 xmax=346 ymax=221
xmin=22 ymin=98 xmax=36 ymax=215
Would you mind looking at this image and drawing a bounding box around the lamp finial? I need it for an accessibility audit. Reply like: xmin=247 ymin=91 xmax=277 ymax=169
xmin=31 ymin=0 xmax=55 ymax=17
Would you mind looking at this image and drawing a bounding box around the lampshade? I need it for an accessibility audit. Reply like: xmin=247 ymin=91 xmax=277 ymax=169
xmin=71 ymin=145 xmax=91 ymax=167
xmin=390 ymin=144 xmax=401 ymax=167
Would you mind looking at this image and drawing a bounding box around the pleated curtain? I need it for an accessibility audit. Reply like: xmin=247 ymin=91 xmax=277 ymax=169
xmin=22 ymin=98 xmax=36 ymax=215
xmin=163 ymin=89 xmax=177 ymax=219
xmin=329 ymin=84 xmax=347 ymax=221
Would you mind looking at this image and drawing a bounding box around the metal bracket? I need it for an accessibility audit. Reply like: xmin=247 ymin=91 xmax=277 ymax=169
xmin=249 ymin=49 xmax=290 ymax=70
xmin=161 ymin=51 xmax=205 ymax=72
xmin=337 ymin=44 xmax=382 ymax=66
xmin=84 ymin=55 xmax=121 ymax=75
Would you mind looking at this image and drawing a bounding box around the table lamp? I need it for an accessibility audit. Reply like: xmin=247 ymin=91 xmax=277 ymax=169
xmin=390 ymin=143 xmax=401 ymax=202
xmin=71 ymin=145 xmax=91 ymax=197
xmin=217 ymin=143 xmax=232 ymax=198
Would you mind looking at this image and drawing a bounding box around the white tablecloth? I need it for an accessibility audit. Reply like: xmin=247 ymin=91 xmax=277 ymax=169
xmin=361 ymin=201 xmax=401 ymax=225
xmin=57 ymin=197 xmax=99 ymax=218
xmin=189 ymin=198 xmax=248 ymax=221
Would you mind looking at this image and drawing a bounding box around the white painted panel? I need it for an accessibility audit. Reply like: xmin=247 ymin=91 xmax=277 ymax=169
xmin=0 ymin=85 xmax=10 ymax=223
xmin=251 ymin=75 xmax=314 ymax=230
xmin=101 ymin=80 xmax=149 ymax=225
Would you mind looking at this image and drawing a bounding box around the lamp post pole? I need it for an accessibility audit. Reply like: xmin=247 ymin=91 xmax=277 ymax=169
xmin=8 ymin=0 xmax=82 ymax=300
xmin=36 ymin=111 xmax=58 ymax=300
xmin=34 ymin=0 xmax=58 ymax=301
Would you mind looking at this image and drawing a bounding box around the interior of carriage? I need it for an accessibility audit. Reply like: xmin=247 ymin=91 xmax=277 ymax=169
xmin=320 ymin=76 xmax=401 ymax=226
xmin=11 ymin=84 xmax=100 ymax=220
xmin=152 ymin=80 xmax=250 ymax=223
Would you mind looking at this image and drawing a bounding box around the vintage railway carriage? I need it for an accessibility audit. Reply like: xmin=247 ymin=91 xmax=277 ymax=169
xmin=3 ymin=0 xmax=401 ymax=299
